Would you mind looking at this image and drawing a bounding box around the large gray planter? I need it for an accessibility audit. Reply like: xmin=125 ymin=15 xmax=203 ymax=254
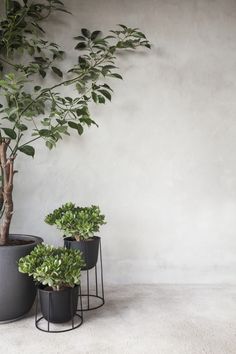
xmin=0 ymin=234 xmax=43 ymax=323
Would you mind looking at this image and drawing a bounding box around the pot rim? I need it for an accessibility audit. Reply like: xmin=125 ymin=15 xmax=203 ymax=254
xmin=0 ymin=234 xmax=43 ymax=248
xmin=38 ymin=284 xmax=79 ymax=294
xmin=64 ymin=235 xmax=100 ymax=242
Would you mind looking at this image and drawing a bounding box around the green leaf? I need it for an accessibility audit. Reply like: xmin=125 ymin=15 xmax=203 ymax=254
xmin=68 ymin=122 xmax=84 ymax=135
xmin=98 ymin=89 xmax=111 ymax=101
xmin=77 ymin=124 xmax=83 ymax=135
xmin=34 ymin=56 xmax=47 ymax=63
xmin=55 ymin=8 xmax=72 ymax=14
xmin=52 ymin=67 xmax=63 ymax=78
xmin=76 ymin=82 xmax=85 ymax=93
xmin=80 ymin=117 xmax=98 ymax=127
xmin=91 ymin=30 xmax=101 ymax=41
xmin=2 ymin=128 xmax=17 ymax=139
xmin=136 ymin=31 xmax=146 ymax=39
xmin=75 ymin=42 xmax=87 ymax=50
xmin=32 ymin=22 xmax=45 ymax=34
xmin=56 ymin=119 xmax=66 ymax=125
xmin=28 ymin=46 xmax=35 ymax=56
xmin=46 ymin=141 xmax=53 ymax=150
xmin=68 ymin=121 xmax=78 ymax=130
xmin=39 ymin=129 xmax=51 ymax=137
xmin=74 ymin=36 xmax=86 ymax=41
xmin=102 ymin=65 xmax=117 ymax=70
xmin=103 ymin=83 xmax=113 ymax=91
xmin=39 ymin=69 xmax=46 ymax=78
xmin=5 ymin=107 xmax=18 ymax=117
xmin=81 ymin=28 xmax=91 ymax=38
xmin=18 ymin=145 xmax=35 ymax=157
xmin=52 ymin=0 xmax=65 ymax=5
xmin=34 ymin=86 xmax=41 ymax=91
xmin=78 ymin=56 xmax=87 ymax=69
xmin=98 ymin=95 xmax=105 ymax=104
xmin=17 ymin=124 xmax=28 ymax=131
xmin=118 ymin=24 xmax=128 ymax=29
xmin=57 ymin=126 xmax=68 ymax=134
xmin=92 ymin=92 xmax=98 ymax=103
xmin=76 ymin=109 xmax=83 ymax=116
xmin=109 ymin=73 xmax=123 ymax=80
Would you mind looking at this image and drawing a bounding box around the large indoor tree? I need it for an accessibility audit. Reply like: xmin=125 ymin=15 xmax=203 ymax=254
xmin=0 ymin=0 xmax=150 ymax=245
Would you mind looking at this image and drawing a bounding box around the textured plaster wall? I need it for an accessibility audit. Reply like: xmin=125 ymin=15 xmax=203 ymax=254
xmin=7 ymin=0 xmax=236 ymax=283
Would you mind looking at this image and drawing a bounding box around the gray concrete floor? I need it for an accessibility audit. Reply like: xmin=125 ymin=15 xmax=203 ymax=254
xmin=1 ymin=285 xmax=236 ymax=354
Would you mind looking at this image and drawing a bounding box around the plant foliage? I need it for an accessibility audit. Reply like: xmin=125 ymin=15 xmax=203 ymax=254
xmin=45 ymin=202 xmax=106 ymax=240
xmin=18 ymin=243 xmax=85 ymax=290
xmin=0 ymin=0 xmax=150 ymax=245
xmin=0 ymin=2 xmax=150 ymax=155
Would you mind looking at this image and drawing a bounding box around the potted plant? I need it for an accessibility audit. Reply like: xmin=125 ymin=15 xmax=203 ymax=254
xmin=0 ymin=0 xmax=150 ymax=321
xmin=18 ymin=244 xmax=85 ymax=323
xmin=45 ymin=203 xmax=106 ymax=270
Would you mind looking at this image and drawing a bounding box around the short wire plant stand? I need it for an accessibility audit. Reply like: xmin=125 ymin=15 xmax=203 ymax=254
xmin=35 ymin=285 xmax=83 ymax=333
xmin=80 ymin=241 xmax=105 ymax=311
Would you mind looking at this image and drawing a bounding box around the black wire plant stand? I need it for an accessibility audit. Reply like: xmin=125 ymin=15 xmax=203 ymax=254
xmin=80 ymin=240 xmax=105 ymax=311
xmin=35 ymin=241 xmax=105 ymax=331
xmin=35 ymin=285 xmax=83 ymax=333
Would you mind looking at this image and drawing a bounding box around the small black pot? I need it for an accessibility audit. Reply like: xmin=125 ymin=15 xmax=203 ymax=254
xmin=64 ymin=236 xmax=100 ymax=270
xmin=39 ymin=285 xmax=79 ymax=323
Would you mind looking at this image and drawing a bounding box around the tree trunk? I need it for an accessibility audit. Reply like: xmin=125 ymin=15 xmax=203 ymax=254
xmin=0 ymin=140 xmax=15 ymax=246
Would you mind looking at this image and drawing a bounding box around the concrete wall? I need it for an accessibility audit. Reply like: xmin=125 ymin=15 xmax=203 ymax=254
xmin=7 ymin=0 xmax=236 ymax=283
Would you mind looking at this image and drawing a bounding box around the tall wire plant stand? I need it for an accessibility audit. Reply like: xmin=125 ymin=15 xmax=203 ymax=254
xmin=80 ymin=240 xmax=105 ymax=311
